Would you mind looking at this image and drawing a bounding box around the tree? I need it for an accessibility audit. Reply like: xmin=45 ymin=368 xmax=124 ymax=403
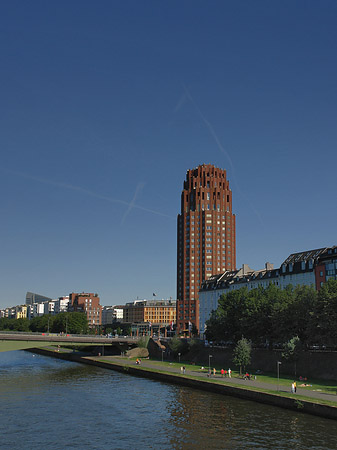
xmin=29 ymin=315 xmax=50 ymax=332
xmin=232 ymin=337 xmax=251 ymax=375
xmin=312 ymin=279 xmax=337 ymax=346
xmin=282 ymin=336 xmax=301 ymax=377
xmin=168 ymin=336 xmax=189 ymax=356
xmin=137 ymin=336 xmax=149 ymax=348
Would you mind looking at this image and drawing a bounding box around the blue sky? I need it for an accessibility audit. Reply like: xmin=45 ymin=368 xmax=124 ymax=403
xmin=1 ymin=1 xmax=336 ymax=308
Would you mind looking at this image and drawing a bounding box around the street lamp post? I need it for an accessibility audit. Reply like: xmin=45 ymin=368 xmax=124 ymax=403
xmin=209 ymin=355 xmax=213 ymax=376
xmin=178 ymin=352 xmax=181 ymax=363
xmin=277 ymin=362 xmax=280 ymax=391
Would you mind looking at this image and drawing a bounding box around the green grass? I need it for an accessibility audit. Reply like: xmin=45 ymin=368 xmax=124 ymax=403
xmin=109 ymin=356 xmax=337 ymax=397
xmin=97 ymin=357 xmax=337 ymax=407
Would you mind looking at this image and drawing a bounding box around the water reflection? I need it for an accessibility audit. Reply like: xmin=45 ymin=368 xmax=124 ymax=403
xmin=0 ymin=351 xmax=337 ymax=450
xmin=166 ymin=385 xmax=337 ymax=450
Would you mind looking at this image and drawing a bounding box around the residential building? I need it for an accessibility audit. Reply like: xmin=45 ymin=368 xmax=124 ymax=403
xmin=27 ymin=302 xmax=45 ymax=319
xmin=314 ymin=246 xmax=337 ymax=289
xmin=54 ymin=296 xmax=70 ymax=314
xmin=177 ymin=164 xmax=236 ymax=334
xmin=199 ymin=246 xmax=336 ymax=336
xmin=114 ymin=305 xmax=125 ymax=322
xmin=69 ymin=292 xmax=102 ymax=327
xmin=43 ymin=300 xmax=56 ymax=315
xmin=101 ymin=305 xmax=124 ymax=326
xmin=15 ymin=305 xmax=28 ymax=319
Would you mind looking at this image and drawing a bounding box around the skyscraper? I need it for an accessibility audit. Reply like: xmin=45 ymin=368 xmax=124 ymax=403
xmin=177 ymin=164 xmax=236 ymax=334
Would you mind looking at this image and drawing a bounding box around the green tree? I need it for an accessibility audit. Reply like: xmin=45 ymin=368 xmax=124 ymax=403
xmin=168 ymin=336 xmax=189 ymax=356
xmin=232 ymin=337 xmax=251 ymax=375
xmin=282 ymin=336 xmax=301 ymax=377
xmin=11 ymin=318 xmax=30 ymax=332
xmin=311 ymin=279 xmax=337 ymax=346
xmin=29 ymin=315 xmax=51 ymax=332
xmin=137 ymin=336 xmax=149 ymax=348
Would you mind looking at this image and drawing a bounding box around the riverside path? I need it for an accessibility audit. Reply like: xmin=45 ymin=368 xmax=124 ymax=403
xmin=90 ymin=355 xmax=337 ymax=404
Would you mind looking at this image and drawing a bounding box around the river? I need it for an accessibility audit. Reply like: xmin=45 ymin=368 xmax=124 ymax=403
xmin=0 ymin=351 xmax=337 ymax=449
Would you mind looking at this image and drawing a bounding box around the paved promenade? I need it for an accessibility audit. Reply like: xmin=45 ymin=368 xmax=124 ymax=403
xmin=92 ymin=355 xmax=337 ymax=404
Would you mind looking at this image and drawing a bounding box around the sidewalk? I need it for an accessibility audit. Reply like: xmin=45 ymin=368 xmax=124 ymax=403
xmin=96 ymin=355 xmax=337 ymax=404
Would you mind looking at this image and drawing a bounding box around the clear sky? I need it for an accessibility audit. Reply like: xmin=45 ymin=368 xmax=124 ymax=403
xmin=1 ymin=1 xmax=336 ymax=309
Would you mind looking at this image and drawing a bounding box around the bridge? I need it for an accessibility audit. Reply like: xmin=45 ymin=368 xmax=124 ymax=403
xmin=0 ymin=332 xmax=140 ymax=352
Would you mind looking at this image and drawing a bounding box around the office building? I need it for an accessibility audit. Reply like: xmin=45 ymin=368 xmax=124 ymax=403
xmin=123 ymin=299 xmax=176 ymax=326
xmin=177 ymin=164 xmax=236 ymax=333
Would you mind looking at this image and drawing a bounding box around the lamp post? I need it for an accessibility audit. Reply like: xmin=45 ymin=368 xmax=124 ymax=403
xmin=209 ymin=354 xmax=213 ymax=375
xmin=178 ymin=352 xmax=181 ymax=363
xmin=277 ymin=361 xmax=282 ymax=391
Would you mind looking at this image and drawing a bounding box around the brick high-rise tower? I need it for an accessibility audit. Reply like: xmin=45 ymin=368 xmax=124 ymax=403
xmin=177 ymin=164 xmax=236 ymax=334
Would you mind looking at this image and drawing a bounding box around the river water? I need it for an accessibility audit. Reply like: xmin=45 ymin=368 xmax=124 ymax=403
xmin=0 ymin=351 xmax=337 ymax=450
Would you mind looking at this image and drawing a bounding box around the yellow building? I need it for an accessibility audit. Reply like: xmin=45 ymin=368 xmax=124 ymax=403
xmin=123 ymin=299 xmax=176 ymax=326
xmin=15 ymin=305 xmax=28 ymax=319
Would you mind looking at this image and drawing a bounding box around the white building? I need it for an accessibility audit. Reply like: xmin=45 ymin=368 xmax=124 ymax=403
xmin=54 ymin=296 xmax=69 ymax=314
xmin=28 ymin=302 xmax=45 ymax=319
xmin=199 ymin=248 xmax=327 ymax=337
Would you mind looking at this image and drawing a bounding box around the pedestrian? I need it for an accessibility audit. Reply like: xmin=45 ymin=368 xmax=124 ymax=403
xmin=228 ymin=368 xmax=231 ymax=378
xmin=294 ymin=381 xmax=297 ymax=393
xmin=183 ymin=366 xmax=186 ymax=374
xmin=224 ymin=370 xmax=227 ymax=377
xmin=213 ymin=368 xmax=216 ymax=376
xmin=221 ymin=369 xmax=225 ymax=377
xmin=180 ymin=366 xmax=183 ymax=374
xmin=291 ymin=382 xmax=295 ymax=393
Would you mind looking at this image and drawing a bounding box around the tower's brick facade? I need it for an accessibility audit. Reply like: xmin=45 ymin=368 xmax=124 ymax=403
xmin=177 ymin=164 xmax=236 ymax=333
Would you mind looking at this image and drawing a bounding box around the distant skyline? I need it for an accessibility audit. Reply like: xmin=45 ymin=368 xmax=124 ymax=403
xmin=1 ymin=1 xmax=337 ymax=308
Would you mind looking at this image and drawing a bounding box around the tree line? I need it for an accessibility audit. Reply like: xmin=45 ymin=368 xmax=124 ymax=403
xmin=205 ymin=279 xmax=337 ymax=348
xmin=0 ymin=312 xmax=89 ymax=334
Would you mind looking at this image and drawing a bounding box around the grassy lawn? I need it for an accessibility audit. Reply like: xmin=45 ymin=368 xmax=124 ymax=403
xmin=121 ymin=357 xmax=337 ymax=396
xmin=100 ymin=357 xmax=337 ymax=407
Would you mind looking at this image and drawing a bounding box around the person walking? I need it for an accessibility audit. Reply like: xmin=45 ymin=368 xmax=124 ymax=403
xmin=228 ymin=368 xmax=231 ymax=378
xmin=221 ymin=369 xmax=225 ymax=377
xmin=213 ymin=367 xmax=216 ymax=377
xmin=294 ymin=381 xmax=297 ymax=393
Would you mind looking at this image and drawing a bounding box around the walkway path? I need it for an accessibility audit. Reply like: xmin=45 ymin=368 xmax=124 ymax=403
xmin=92 ymin=355 xmax=337 ymax=404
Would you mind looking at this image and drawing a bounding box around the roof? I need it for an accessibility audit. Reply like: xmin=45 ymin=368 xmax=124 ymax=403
xmin=282 ymin=248 xmax=327 ymax=265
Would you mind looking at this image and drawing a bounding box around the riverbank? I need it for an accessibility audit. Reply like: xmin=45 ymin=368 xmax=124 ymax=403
xmin=28 ymin=348 xmax=337 ymax=421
